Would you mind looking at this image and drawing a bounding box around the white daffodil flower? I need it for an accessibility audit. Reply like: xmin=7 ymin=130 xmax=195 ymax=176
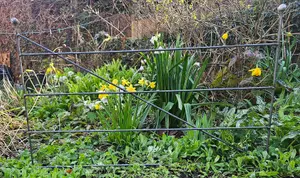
xmin=154 ymin=46 xmax=165 ymax=54
xmin=150 ymin=33 xmax=161 ymax=44
xmin=67 ymin=71 xmax=74 ymax=77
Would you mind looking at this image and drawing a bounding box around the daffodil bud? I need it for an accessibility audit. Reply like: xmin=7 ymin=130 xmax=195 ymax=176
xmin=283 ymin=67 xmax=287 ymax=72
xmin=194 ymin=62 xmax=200 ymax=67
xmin=138 ymin=66 xmax=144 ymax=72
xmin=141 ymin=60 xmax=146 ymax=65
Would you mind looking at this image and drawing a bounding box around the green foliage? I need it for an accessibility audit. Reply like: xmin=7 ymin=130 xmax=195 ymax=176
xmin=142 ymin=34 xmax=208 ymax=128
xmin=1 ymin=36 xmax=299 ymax=177
xmin=259 ymin=37 xmax=300 ymax=91
xmin=97 ymin=92 xmax=155 ymax=144
xmin=0 ymin=133 xmax=299 ymax=177
xmin=273 ymin=89 xmax=300 ymax=150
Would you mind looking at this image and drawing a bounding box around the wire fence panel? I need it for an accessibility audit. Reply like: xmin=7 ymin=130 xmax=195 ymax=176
xmin=15 ymin=9 xmax=284 ymax=168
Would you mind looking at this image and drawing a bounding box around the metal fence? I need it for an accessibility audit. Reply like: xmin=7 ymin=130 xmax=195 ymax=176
xmin=16 ymin=5 xmax=285 ymax=169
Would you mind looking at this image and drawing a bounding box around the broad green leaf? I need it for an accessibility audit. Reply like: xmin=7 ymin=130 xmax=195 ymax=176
xmin=281 ymin=131 xmax=300 ymax=142
xmin=87 ymin=112 xmax=97 ymax=120
xmin=184 ymin=103 xmax=192 ymax=124
xmin=176 ymin=94 xmax=183 ymax=110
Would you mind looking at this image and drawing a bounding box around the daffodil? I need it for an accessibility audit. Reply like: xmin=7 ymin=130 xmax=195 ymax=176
xmin=138 ymin=78 xmax=146 ymax=86
xmin=108 ymin=84 xmax=116 ymax=91
xmin=149 ymin=82 xmax=156 ymax=89
xmin=126 ymin=84 xmax=136 ymax=92
xmin=222 ymin=32 xmax=229 ymax=40
xmin=112 ymin=79 xmax=118 ymax=85
xmin=56 ymin=70 xmax=61 ymax=75
xmin=46 ymin=62 xmax=60 ymax=74
xmin=108 ymin=79 xmax=118 ymax=91
xmin=150 ymin=33 xmax=161 ymax=44
xmin=138 ymin=66 xmax=144 ymax=72
xmin=154 ymin=46 xmax=165 ymax=54
xmin=122 ymin=79 xmax=130 ymax=86
xmin=286 ymin=32 xmax=293 ymax=37
xmin=46 ymin=67 xmax=53 ymax=74
xmin=249 ymin=67 xmax=262 ymax=77
xmin=100 ymin=84 xmax=107 ymax=91
xmin=95 ymin=104 xmax=102 ymax=110
xmin=98 ymin=90 xmax=108 ymax=99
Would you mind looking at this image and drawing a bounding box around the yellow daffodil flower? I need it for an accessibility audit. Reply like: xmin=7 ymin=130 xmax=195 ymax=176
xmin=122 ymin=79 xmax=130 ymax=86
xmin=112 ymin=79 xmax=118 ymax=85
xmin=149 ymin=82 xmax=156 ymax=89
xmin=138 ymin=78 xmax=146 ymax=86
xmin=100 ymin=85 xmax=107 ymax=91
xmin=98 ymin=90 xmax=108 ymax=99
xmin=249 ymin=67 xmax=262 ymax=77
xmin=46 ymin=62 xmax=60 ymax=74
xmin=222 ymin=32 xmax=229 ymax=40
xmin=95 ymin=104 xmax=101 ymax=110
xmin=108 ymin=79 xmax=118 ymax=91
xmin=46 ymin=67 xmax=53 ymax=74
xmin=108 ymin=84 xmax=116 ymax=91
xmin=126 ymin=84 xmax=136 ymax=92
xmin=286 ymin=32 xmax=293 ymax=37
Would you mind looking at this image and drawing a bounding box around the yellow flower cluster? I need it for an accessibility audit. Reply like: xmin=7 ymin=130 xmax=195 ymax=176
xmin=97 ymin=78 xmax=155 ymax=99
xmin=98 ymin=90 xmax=108 ymax=100
xmin=98 ymin=83 xmax=109 ymax=100
xmin=108 ymin=79 xmax=118 ymax=91
xmin=138 ymin=78 xmax=156 ymax=89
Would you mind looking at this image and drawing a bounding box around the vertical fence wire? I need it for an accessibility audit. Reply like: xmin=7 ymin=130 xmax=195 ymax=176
xmin=266 ymin=6 xmax=284 ymax=152
xmin=16 ymin=35 xmax=34 ymax=164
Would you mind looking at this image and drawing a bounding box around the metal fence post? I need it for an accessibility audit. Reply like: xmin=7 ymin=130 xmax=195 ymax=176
xmin=12 ymin=18 xmax=35 ymax=165
xmin=266 ymin=4 xmax=286 ymax=152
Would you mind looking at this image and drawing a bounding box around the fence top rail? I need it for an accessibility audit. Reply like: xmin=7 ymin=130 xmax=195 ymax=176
xmin=19 ymin=43 xmax=279 ymax=56
xmin=24 ymin=86 xmax=274 ymax=97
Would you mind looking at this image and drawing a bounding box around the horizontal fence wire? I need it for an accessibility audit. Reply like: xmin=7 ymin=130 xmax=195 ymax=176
xmin=27 ymin=126 xmax=269 ymax=134
xmin=24 ymin=86 xmax=274 ymax=98
xmin=42 ymin=164 xmax=161 ymax=168
xmin=20 ymin=43 xmax=279 ymax=56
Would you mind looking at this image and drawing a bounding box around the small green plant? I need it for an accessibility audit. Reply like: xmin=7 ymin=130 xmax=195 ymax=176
xmin=94 ymin=78 xmax=156 ymax=144
xmin=142 ymin=34 xmax=208 ymax=128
